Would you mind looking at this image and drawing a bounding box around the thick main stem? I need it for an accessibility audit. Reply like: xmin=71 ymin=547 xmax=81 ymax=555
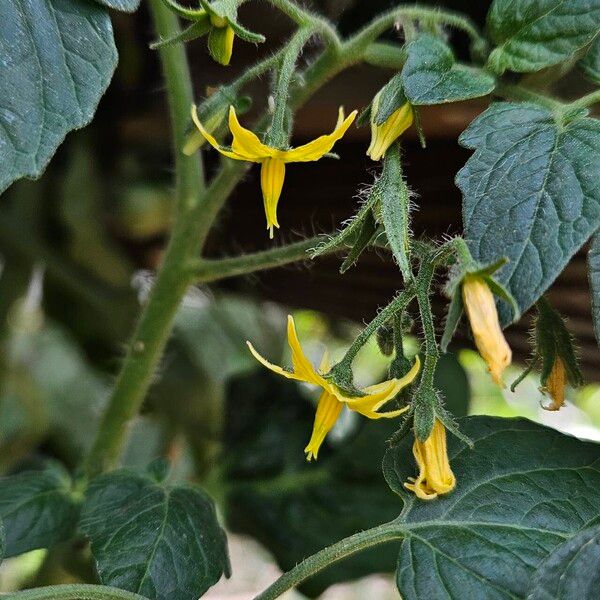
xmin=254 ymin=521 xmax=404 ymax=600
xmin=84 ymin=0 xmax=209 ymax=478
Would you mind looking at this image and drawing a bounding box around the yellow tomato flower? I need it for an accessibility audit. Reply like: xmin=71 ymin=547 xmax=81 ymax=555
xmin=462 ymin=274 xmax=512 ymax=386
xmin=247 ymin=315 xmax=420 ymax=460
xmin=367 ymin=92 xmax=413 ymax=161
xmin=192 ymin=105 xmax=357 ymax=238
xmin=541 ymin=356 xmax=566 ymax=411
xmin=404 ymin=419 xmax=456 ymax=500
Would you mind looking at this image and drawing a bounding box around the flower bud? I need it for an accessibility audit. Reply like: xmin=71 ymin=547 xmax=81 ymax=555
xmin=404 ymin=419 xmax=456 ymax=500
xmin=462 ymin=274 xmax=511 ymax=386
xmin=367 ymin=91 xmax=413 ymax=161
xmin=208 ymin=23 xmax=235 ymax=66
xmin=541 ymin=356 xmax=566 ymax=411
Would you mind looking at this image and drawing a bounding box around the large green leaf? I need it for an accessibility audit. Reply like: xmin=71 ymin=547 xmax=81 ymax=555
xmin=0 ymin=0 xmax=117 ymax=194
xmin=457 ymin=103 xmax=600 ymax=322
xmin=93 ymin=0 xmax=141 ymax=11
xmin=579 ymin=36 xmax=600 ymax=83
xmin=0 ymin=463 xmax=80 ymax=557
xmin=223 ymin=370 xmax=403 ymax=597
xmin=384 ymin=416 xmax=600 ymax=599
xmin=486 ymin=0 xmax=600 ymax=73
xmin=588 ymin=231 xmax=600 ymax=346
xmin=527 ymin=525 xmax=600 ymax=599
xmin=401 ymin=34 xmax=495 ymax=105
xmin=81 ymin=469 xmax=229 ymax=600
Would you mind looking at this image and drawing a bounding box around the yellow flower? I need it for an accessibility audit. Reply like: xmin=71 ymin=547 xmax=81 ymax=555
xmin=192 ymin=105 xmax=357 ymax=238
xmin=367 ymin=92 xmax=413 ymax=161
xmin=404 ymin=419 xmax=456 ymax=500
xmin=247 ymin=315 xmax=420 ymax=460
xmin=462 ymin=274 xmax=512 ymax=386
xmin=541 ymin=356 xmax=566 ymax=411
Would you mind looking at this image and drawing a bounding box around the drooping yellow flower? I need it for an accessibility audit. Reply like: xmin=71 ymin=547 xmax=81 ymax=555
xmin=367 ymin=92 xmax=414 ymax=161
xmin=462 ymin=274 xmax=512 ymax=386
xmin=541 ymin=356 xmax=566 ymax=411
xmin=247 ymin=315 xmax=420 ymax=460
xmin=404 ymin=419 xmax=456 ymax=500
xmin=192 ymin=105 xmax=357 ymax=237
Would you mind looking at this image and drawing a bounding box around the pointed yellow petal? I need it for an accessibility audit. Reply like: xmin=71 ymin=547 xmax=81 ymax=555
xmin=282 ymin=108 xmax=357 ymax=163
xmin=246 ymin=341 xmax=303 ymax=381
xmin=229 ymin=107 xmax=274 ymax=160
xmin=190 ymin=105 xmax=244 ymax=160
xmin=304 ymin=391 xmax=343 ymax=461
xmin=286 ymin=315 xmax=328 ymax=386
xmin=260 ymin=158 xmax=285 ymax=238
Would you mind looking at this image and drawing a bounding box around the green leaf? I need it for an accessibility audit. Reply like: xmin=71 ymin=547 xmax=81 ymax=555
xmin=527 ymin=525 xmax=600 ymax=599
xmin=223 ymin=371 xmax=404 ymax=597
xmin=81 ymin=469 xmax=229 ymax=600
xmin=401 ymin=34 xmax=495 ymax=105
xmin=93 ymin=0 xmax=141 ymax=11
xmin=457 ymin=103 xmax=600 ymax=323
xmin=0 ymin=0 xmax=117 ymax=194
xmin=588 ymin=230 xmax=600 ymax=346
xmin=384 ymin=416 xmax=600 ymax=599
xmin=374 ymin=72 xmax=407 ymax=124
xmin=0 ymin=463 xmax=80 ymax=557
xmin=579 ymin=36 xmax=600 ymax=83
xmin=379 ymin=145 xmax=411 ymax=280
xmin=486 ymin=0 xmax=600 ymax=73
xmin=339 ymin=209 xmax=377 ymax=273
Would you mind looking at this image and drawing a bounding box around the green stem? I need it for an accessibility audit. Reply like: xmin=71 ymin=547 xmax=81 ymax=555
xmin=338 ymin=287 xmax=415 ymax=367
xmin=494 ymin=82 xmax=565 ymax=112
xmin=346 ymin=5 xmax=485 ymax=56
xmin=567 ymin=88 xmax=600 ymax=111
xmin=266 ymin=0 xmax=340 ymax=47
xmin=415 ymin=259 xmax=438 ymax=388
xmin=363 ymin=41 xmax=406 ymax=69
xmin=192 ymin=235 xmax=331 ymax=282
xmin=7 ymin=584 xmax=147 ymax=600
xmin=84 ymin=0 xmax=213 ymax=478
xmin=254 ymin=521 xmax=404 ymax=600
xmin=267 ymin=27 xmax=314 ymax=147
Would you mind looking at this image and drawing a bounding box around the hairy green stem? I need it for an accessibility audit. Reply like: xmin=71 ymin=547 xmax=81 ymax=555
xmin=415 ymin=259 xmax=438 ymax=388
xmin=267 ymin=27 xmax=314 ymax=147
xmin=192 ymin=235 xmax=331 ymax=282
xmin=568 ymin=88 xmax=600 ymax=111
xmin=494 ymin=82 xmax=565 ymax=111
xmin=363 ymin=41 xmax=406 ymax=69
xmin=6 ymin=584 xmax=147 ymax=600
xmin=254 ymin=521 xmax=404 ymax=600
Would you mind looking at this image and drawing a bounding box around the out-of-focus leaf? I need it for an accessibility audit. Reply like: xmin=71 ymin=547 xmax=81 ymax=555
xmin=579 ymin=36 xmax=600 ymax=84
xmin=486 ymin=0 xmax=600 ymax=73
xmin=384 ymin=416 xmax=600 ymax=599
xmin=0 ymin=0 xmax=117 ymax=193
xmin=433 ymin=353 xmax=470 ymax=418
xmin=0 ymin=463 xmax=80 ymax=557
xmin=81 ymin=469 xmax=229 ymax=600
xmin=223 ymin=370 xmax=403 ymax=597
xmin=527 ymin=525 xmax=600 ymax=599
xmin=402 ymin=34 xmax=495 ymax=104
xmin=457 ymin=103 xmax=600 ymax=323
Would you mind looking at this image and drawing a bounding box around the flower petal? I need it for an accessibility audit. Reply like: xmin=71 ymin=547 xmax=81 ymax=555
xmin=190 ymin=105 xmax=244 ymax=160
xmin=286 ymin=315 xmax=328 ymax=386
xmin=260 ymin=158 xmax=285 ymax=238
xmin=304 ymin=391 xmax=342 ymax=461
xmin=246 ymin=341 xmax=303 ymax=381
xmin=282 ymin=108 xmax=357 ymax=163
xmin=229 ymin=107 xmax=274 ymax=160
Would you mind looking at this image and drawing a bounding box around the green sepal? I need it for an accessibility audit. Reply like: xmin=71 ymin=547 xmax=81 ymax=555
xmin=356 ymin=102 xmax=372 ymax=128
xmin=374 ymin=73 xmax=408 ymax=125
xmin=388 ymin=410 xmax=414 ymax=447
xmin=160 ymin=0 xmax=210 ymax=21
xmin=379 ymin=144 xmax=412 ymax=281
xmin=535 ymin=297 xmax=583 ymax=388
xmin=376 ymin=323 xmax=395 ymax=356
xmin=150 ymin=19 xmax=211 ymax=50
xmin=440 ymin=291 xmax=463 ymax=353
xmin=340 ymin=209 xmax=377 ymax=273
xmin=413 ymin=384 xmax=437 ymax=442
xmin=228 ymin=19 xmax=265 ymax=43
xmin=202 ymin=0 xmax=265 ymax=43
xmin=412 ymin=105 xmax=427 ymax=148
xmin=478 ymin=272 xmax=520 ymax=321
xmin=435 ymin=402 xmax=473 ymax=448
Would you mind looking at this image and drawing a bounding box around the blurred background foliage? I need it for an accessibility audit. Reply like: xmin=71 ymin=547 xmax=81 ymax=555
xmin=0 ymin=0 xmax=599 ymax=596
